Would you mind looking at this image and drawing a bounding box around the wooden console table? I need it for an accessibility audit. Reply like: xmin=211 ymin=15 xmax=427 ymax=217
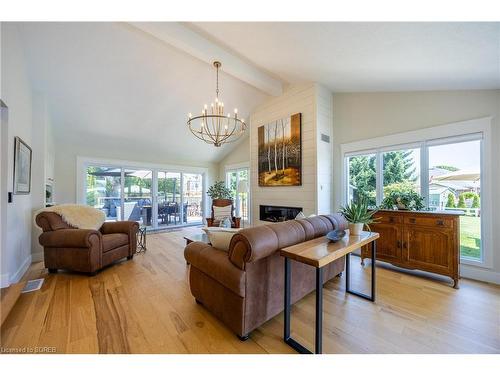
xmin=361 ymin=210 xmax=461 ymax=288
xmin=280 ymin=231 xmax=379 ymax=354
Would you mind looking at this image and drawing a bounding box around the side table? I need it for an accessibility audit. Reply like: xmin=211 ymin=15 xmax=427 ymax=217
xmin=137 ymin=226 xmax=147 ymax=253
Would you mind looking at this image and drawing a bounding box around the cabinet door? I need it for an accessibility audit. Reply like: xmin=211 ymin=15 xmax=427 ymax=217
xmin=370 ymin=223 xmax=402 ymax=263
xmin=403 ymin=226 xmax=454 ymax=276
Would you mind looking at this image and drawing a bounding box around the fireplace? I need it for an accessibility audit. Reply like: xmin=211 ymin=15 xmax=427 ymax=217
xmin=259 ymin=205 xmax=303 ymax=223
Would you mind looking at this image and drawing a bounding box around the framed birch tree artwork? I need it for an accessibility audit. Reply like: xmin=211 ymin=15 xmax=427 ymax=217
xmin=258 ymin=113 xmax=301 ymax=186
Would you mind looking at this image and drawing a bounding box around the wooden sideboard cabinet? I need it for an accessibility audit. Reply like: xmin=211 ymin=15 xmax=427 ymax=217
xmin=361 ymin=210 xmax=461 ymax=288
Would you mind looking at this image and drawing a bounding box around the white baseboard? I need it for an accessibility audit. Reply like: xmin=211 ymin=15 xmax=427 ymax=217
xmin=0 ymin=273 xmax=10 ymax=288
xmin=31 ymin=251 xmax=43 ymax=262
xmin=460 ymin=264 xmax=500 ymax=285
xmin=9 ymin=255 xmax=32 ymax=285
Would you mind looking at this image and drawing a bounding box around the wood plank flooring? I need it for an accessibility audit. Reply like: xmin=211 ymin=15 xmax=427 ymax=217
xmin=1 ymin=226 xmax=499 ymax=354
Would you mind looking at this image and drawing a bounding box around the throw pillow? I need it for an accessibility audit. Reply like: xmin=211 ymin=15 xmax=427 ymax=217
xmin=213 ymin=204 xmax=232 ymax=222
xmin=203 ymin=227 xmax=240 ymax=251
xmin=295 ymin=211 xmax=306 ymax=219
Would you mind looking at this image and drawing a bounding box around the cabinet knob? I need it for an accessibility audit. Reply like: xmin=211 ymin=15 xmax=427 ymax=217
xmin=397 ymin=240 xmax=402 ymax=248
xmin=389 ymin=217 xmax=395 ymax=223
xmin=436 ymin=220 xmax=444 ymax=226
xmin=409 ymin=218 xmax=416 ymax=224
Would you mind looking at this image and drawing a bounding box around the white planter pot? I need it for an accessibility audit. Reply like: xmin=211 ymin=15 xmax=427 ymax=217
xmin=348 ymin=222 xmax=364 ymax=236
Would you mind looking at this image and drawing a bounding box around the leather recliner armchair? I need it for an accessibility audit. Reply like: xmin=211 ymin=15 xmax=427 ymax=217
xmin=36 ymin=211 xmax=139 ymax=275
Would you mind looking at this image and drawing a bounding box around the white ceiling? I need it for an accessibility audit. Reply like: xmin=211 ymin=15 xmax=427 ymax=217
xmin=16 ymin=22 xmax=267 ymax=164
xmin=14 ymin=22 xmax=500 ymax=166
xmin=192 ymin=22 xmax=500 ymax=92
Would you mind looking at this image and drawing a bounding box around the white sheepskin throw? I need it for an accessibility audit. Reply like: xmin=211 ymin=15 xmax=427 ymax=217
xmin=39 ymin=204 xmax=106 ymax=230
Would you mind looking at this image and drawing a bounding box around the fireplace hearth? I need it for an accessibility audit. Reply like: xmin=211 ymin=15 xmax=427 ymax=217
xmin=259 ymin=205 xmax=303 ymax=223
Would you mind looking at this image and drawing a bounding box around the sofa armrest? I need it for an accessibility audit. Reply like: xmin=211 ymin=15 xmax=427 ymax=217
xmin=100 ymin=221 xmax=139 ymax=234
xmin=184 ymin=242 xmax=246 ymax=297
xmin=39 ymin=229 xmax=102 ymax=248
xmin=101 ymin=221 xmax=138 ymax=255
xmin=228 ymin=226 xmax=279 ymax=270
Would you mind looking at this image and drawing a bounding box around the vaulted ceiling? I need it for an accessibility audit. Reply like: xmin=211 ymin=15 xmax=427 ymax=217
xmin=192 ymin=22 xmax=500 ymax=92
xmin=14 ymin=22 xmax=500 ymax=164
xmin=16 ymin=22 xmax=268 ymax=164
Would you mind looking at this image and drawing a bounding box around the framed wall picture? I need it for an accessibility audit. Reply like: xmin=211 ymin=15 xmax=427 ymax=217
xmin=258 ymin=113 xmax=302 ymax=186
xmin=13 ymin=136 xmax=32 ymax=194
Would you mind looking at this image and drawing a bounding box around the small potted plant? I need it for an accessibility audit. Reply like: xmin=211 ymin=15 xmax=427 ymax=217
xmin=340 ymin=197 xmax=378 ymax=236
xmin=380 ymin=190 xmax=425 ymax=211
xmin=207 ymin=181 xmax=233 ymax=205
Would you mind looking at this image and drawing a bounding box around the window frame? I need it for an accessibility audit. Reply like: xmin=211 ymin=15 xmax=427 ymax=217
xmin=340 ymin=117 xmax=492 ymax=268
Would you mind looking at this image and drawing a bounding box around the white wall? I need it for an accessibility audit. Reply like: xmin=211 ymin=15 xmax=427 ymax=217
xmin=31 ymin=93 xmax=55 ymax=261
xmin=332 ymin=89 xmax=500 ymax=283
xmin=249 ymin=83 xmax=334 ymax=224
xmin=53 ymin=131 xmax=218 ymax=207
xmin=0 ymin=23 xmax=34 ymax=287
xmin=218 ymin=136 xmax=250 ymax=179
xmin=315 ymin=85 xmax=334 ymax=214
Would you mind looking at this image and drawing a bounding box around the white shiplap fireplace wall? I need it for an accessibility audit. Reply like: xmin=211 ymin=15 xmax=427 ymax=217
xmin=250 ymin=83 xmax=333 ymax=225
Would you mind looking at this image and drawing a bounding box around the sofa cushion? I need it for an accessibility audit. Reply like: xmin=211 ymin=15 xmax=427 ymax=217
xmin=102 ymin=233 xmax=129 ymax=252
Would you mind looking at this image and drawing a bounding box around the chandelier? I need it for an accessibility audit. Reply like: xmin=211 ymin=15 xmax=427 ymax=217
xmin=187 ymin=61 xmax=246 ymax=147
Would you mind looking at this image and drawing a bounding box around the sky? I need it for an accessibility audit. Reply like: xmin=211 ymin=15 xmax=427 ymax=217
xmin=428 ymin=140 xmax=481 ymax=170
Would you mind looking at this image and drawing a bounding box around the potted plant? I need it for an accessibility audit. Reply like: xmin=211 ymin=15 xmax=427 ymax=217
xmin=207 ymin=181 xmax=233 ymax=205
xmin=380 ymin=190 xmax=425 ymax=211
xmin=340 ymin=197 xmax=378 ymax=236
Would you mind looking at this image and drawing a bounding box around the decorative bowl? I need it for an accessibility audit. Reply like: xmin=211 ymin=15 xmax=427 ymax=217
xmin=326 ymin=229 xmax=347 ymax=243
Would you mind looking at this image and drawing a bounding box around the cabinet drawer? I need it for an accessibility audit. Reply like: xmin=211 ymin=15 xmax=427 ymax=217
xmin=403 ymin=216 xmax=453 ymax=228
xmin=376 ymin=214 xmax=402 ymax=224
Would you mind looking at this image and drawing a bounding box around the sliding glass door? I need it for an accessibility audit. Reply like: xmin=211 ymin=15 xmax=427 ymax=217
xmin=157 ymin=171 xmax=181 ymax=227
xmin=84 ymin=164 xmax=205 ymax=229
xmin=183 ymin=173 xmax=203 ymax=224
xmin=85 ymin=166 xmax=121 ymax=221
xmin=123 ymin=169 xmax=153 ymax=227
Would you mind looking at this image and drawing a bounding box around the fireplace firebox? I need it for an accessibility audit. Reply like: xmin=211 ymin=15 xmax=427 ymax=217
xmin=259 ymin=205 xmax=303 ymax=223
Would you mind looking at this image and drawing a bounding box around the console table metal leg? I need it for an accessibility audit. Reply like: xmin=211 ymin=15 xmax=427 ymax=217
xmin=346 ymin=240 xmax=377 ymax=302
xmin=315 ymin=267 xmax=323 ymax=354
xmin=283 ymin=257 xmax=313 ymax=354
xmin=284 ymin=257 xmax=291 ymax=340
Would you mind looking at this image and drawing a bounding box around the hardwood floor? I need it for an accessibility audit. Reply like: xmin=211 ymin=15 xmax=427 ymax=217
xmin=1 ymin=226 xmax=499 ymax=354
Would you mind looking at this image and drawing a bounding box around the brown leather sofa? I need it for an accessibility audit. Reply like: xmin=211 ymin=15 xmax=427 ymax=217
xmin=36 ymin=211 xmax=139 ymax=275
xmin=184 ymin=214 xmax=347 ymax=340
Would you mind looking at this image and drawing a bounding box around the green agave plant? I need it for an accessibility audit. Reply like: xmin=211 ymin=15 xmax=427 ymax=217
xmin=339 ymin=197 xmax=379 ymax=231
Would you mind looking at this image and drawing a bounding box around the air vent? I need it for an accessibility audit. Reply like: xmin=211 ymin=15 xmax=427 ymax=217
xmin=321 ymin=133 xmax=330 ymax=143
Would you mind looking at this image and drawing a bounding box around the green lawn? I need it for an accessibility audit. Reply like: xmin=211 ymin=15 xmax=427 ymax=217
xmin=460 ymin=216 xmax=481 ymax=259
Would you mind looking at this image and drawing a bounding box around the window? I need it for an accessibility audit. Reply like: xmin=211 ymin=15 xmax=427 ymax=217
xmin=82 ymin=161 xmax=206 ymax=230
xmin=343 ymin=123 xmax=488 ymax=264
xmin=346 ymin=153 xmax=376 ymax=206
xmin=225 ymin=167 xmax=250 ymax=224
xmin=382 ymin=147 xmax=420 ymax=199
xmin=427 ymin=140 xmax=482 ymax=260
